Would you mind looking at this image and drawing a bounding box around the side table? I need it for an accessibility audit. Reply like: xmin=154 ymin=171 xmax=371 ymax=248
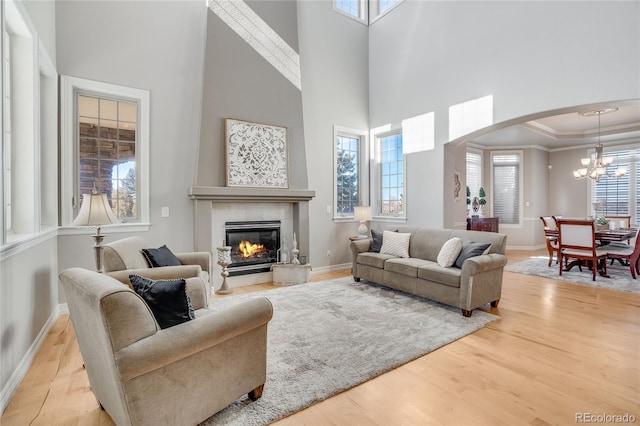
xmin=271 ymin=263 xmax=312 ymax=285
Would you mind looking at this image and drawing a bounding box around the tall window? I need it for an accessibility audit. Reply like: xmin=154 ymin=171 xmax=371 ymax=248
xmin=466 ymin=150 xmax=482 ymax=202
xmin=334 ymin=126 xmax=367 ymax=217
xmin=77 ymin=95 xmax=138 ymax=221
xmin=592 ymin=146 xmax=639 ymax=223
xmin=379 ymin=133 xmax=404 ymax=216
xmin=61 ymin=76 xmax=150 ymax=229
xmin=492 ymin=152 xmax=521 ymax=225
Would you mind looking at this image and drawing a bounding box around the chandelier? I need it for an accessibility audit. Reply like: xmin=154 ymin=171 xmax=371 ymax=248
xmin=572 ymin=109 xmax=627 ymax=182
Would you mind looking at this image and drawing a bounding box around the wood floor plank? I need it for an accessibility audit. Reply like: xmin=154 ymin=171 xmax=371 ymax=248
xmin=2 ymin=249 xmax=639 ymax=425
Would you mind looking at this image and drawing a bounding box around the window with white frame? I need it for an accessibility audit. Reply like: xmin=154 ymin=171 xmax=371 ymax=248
xmin=376 ymin=132 xmax=404 ymax=217
xmin=492 ymin=152 xmax=522 ymax=225
xmin=2 ymin=0 xmax=37 ymax=245
xmin=591 ymin=145 xmax=639 ymax=224
xmin=333 ymin=0 xmax=403 ymax=24
xmin=61 ymin=76 xmax=149 ymax=229
xmin=334 ymin=126 xmax=368 ymax=217
xmin=466 ymin=149 xmax=482 ymax=206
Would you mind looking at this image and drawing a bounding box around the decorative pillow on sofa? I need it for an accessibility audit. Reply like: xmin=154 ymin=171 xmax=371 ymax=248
xmin=370 ymin=229 xmax=383 ymax=253
xmin=129 ymin=275 xmax=195 ymax=329
xmin=454 ymin=240 xmax=492 ymax=269
xmin=380 ymin=230 xmax=411 ymax=258
xmin=141 ymin=245 xmax=181 ymax=267
xmin=437 ymin=237 xmax=463 ymax=267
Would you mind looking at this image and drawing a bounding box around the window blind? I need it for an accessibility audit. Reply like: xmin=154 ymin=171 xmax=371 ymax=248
xmin=466 ymin=151 xmax=482 ymax=201
xmin=492 ymin=154 xmax=520 ymax=224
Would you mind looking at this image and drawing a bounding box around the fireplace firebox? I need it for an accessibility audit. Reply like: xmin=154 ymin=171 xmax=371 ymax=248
xmin=225 ymin=221 xmax=280 ymax=276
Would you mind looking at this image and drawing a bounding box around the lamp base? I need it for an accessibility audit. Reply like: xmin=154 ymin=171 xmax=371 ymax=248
xmin=357 ymin=221 xmax=368 ymax=239
xmin=93 ymin=228 xmax=106 ymax=273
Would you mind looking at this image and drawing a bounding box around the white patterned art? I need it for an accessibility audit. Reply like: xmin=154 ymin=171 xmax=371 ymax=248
xmin=225 ymin=118 xmax=289 ymax=188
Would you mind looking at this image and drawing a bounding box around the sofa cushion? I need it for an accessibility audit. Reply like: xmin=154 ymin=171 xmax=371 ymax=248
xmin=454 ymin=240 xmax=492 ymax=268
xmin=142 ymin=245 xmax=182 ymax=267
xmin=437 ymin=237 xmax=462 ymax=267
xmin=357 ymin=252 xmax=396 ymax=269
xmin=380 ymin=231 xmax=411 ymax=258
xmin=417 ymin=263 xmax=462 ymax=288
xmin=385 ymin=258 xmax=433 ymax=278
xmin=129 ymin=275 xmax=195 ymax=329
xmin=409 ymin=228 xmax=455 ymax=262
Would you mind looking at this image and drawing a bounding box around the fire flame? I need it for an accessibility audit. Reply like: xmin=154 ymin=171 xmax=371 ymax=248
xmin=238 ymin=240 xmax=266 ymax=258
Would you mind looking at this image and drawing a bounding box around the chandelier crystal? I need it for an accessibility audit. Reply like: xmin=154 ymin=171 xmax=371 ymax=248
xmin=573 ymin=109 xmax=627 ymax=182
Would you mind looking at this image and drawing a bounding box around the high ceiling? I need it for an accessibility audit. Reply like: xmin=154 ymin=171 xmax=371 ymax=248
xmin=470 ymin=102 xmax=640 ymax=150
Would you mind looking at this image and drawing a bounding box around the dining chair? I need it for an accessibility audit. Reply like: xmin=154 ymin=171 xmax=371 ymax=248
xmin=557 ymin=219 xmax=608 ymax=281
xmin=605 ymin=229 xmax=640 ymax=279
xmin=604 ymin=215 xmax=633 ymax=246
xmin=552 ymin=215 xmax=563 ymax=228
xmin=539 ymin=216 xmax=559 ymax=267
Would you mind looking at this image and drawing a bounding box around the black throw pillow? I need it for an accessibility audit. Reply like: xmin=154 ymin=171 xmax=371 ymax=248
xmin=454 ymin=240 xmax=492 ymax=269
xmin=129 ymin=275 xmax=195 ymax=329
xmin=370 ymin=229 xmax=383 ymax=253
xmin=141 ymin=245 xmax=181 ymax=267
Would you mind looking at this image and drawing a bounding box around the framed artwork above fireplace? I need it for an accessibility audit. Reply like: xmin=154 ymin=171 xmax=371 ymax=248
xmin=225 ymin=118 xmax=289 ymax=188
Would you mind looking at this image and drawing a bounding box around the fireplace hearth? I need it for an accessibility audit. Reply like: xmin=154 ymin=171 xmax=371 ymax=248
xmin=225 ymin=221 xmax=280 ymax=276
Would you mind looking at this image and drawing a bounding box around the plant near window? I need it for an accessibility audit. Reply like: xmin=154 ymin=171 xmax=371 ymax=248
xmin=478 ymin=187 xmax=487 ymax=207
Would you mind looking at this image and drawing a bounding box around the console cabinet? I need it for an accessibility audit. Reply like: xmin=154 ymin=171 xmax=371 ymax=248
xmin=467 ymin=217 xmax=499 ymax=233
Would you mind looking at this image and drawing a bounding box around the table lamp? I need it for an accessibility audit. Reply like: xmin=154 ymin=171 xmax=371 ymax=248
xmin=72 ymin=191 xmax=120 ymax=272
xmin=354 ymin=205 xmax=372 ymax=239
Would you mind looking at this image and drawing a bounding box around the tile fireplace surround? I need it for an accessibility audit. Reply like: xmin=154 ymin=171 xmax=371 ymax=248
xmin=189 ymin=186 xmax=315 ymax=287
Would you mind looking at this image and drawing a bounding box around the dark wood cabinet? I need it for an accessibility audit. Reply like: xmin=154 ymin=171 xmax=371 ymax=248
xmin=467 ymin=217 xmax=499 ymax=233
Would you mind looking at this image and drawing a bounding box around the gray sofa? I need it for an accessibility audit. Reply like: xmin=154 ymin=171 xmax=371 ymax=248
xmin=350 ymin=227 xmax=508 ymax=316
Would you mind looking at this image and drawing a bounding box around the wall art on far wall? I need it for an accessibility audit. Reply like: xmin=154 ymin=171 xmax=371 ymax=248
xmin=225 ymin=118 xmax=289 ymax=189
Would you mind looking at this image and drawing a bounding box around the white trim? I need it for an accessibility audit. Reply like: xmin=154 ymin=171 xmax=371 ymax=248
xmin=0 ymin=305 xmax=61 ymax=414
xmin=333 ymin=125 xmax=369 ymax=220
xmin=311 ymin=263 xmax=351 ymax=275
xmin=57 ymin=222 xmax=151 ymax=236
xmin=208 ymin=0 xmax=301 ymax=90
xmin=0 ymin=225 xmax=56 ymax=261
xmin=60 ymin=75 xmax=150 ymax=228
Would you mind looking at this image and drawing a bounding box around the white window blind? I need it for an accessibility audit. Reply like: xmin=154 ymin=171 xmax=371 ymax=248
xmin=492 ymin=153 xmax=520 ymax=225
xmin=466 ymin=151 xmax=482 ymax=202
xmin=591 ymin=147 xmax=639 ymax=224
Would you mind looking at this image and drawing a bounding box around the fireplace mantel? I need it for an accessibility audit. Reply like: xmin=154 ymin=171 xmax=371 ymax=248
xmin=189 ymin=186 xmax=315 ymax=286
xmin=188 ymin=186 xmax=315 ymax=202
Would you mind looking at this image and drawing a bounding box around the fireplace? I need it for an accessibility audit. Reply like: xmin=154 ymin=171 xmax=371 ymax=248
xmin=225 ymin=221 xmax=280 ymax=276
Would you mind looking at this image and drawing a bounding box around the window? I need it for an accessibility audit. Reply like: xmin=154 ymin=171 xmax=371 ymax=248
xmin=492 ymin=152 xmax=522 ymax=225
xmin=449 ymin=95 xmax=493 ymax=141
xmin=334 ymin=126 xmax=368 ymax=218
xmin=2 ymin=0 xmax=37 ymax=245
xmin=334 ymin=0 xmax=367 ymax=23
xmin=591 ymin=146 xmax=640 ymax=224
xmin=466 ymin=149 xmax=482 ymax=204
xmin=379 ymin=132 xmax=404 ymax=216
xmin=370 ymin=0 xmax=403 ymax=21
xmin=61 ymin=76 xmax=149 ymax=230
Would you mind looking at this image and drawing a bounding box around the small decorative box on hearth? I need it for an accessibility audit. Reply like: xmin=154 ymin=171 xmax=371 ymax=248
xmin=271 ymin=263 xmax=312 ymax=285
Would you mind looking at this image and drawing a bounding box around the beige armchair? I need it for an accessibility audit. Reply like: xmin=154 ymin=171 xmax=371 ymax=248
xmin=59 ymin=267 xmax=273 ymax=426
xmin=103 ymin=236 xmax=212 ymax=304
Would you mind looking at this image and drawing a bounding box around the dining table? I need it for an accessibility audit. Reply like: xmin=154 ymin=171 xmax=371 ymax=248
xmin=545 ymin=227 xmax=638 ymax=278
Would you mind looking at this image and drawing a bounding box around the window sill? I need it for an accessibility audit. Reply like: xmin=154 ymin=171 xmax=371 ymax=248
xmin=333 ymin=216 xmax=355 ymax=223
xmin=58 ymin=222 xmax=151 ymax=236
xmin=0 ymin=227 xmax=58 ymax=261
xmin=372 ymin=216 xmax=407 ymax=224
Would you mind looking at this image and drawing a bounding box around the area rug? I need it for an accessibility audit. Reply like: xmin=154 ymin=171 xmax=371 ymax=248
xmin=505 ymin=256 xmax=639 ymax=293
xmin=200 ymin=277 xmax=497 ymax=425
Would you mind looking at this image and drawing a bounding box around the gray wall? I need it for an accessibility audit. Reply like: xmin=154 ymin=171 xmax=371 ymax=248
xmin=368 ymin=0 xmax=640 ymax=236
xmin=197 ymin=1 xmax=308 ymax=189
xmin=298 ymin=1 xmax=369 ymax=267
xmin=55 ymin=1 xmax=207 ymax=274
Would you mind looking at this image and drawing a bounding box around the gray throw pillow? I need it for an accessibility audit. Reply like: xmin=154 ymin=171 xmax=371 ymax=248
xmin=454 ymin=240 xmax=491 ymax=268
xmin=370 ymin=229 xmax=383 ymax=253
xmin=141 ymin=245 xmax=181 ymax=267
xmin=129 ymin=275 xmax=195 ymax=329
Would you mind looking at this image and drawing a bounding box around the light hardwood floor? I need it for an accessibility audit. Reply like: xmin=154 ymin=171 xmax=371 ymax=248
xmin=2 ymin=250 xmax=639 ymax=425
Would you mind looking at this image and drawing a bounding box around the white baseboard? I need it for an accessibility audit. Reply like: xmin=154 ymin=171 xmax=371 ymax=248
xmin=311 ymin=263 xmax=351 ymax=275
xmin=0 ymin=305 xmax=63 ymax=415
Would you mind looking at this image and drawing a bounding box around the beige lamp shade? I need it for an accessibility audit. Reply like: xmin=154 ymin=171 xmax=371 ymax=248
xmin=72 ymin=193 xmax=120 ymax=226
xmin=354 ymin=205 xmax=372 ymax=222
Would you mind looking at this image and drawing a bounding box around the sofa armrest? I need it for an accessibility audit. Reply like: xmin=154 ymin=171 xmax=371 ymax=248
xmin=116 ymin=297 xmax=274 ymax=381
xmin=176 ymin=252 xmax=212 ymax=274
xmin=461 ymin=253 xmax=508 ymax=275
xmin=106 ymin=265 xmax=204 ymax=287
xmin=350 ymin=238 xmax=372 ymax=255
